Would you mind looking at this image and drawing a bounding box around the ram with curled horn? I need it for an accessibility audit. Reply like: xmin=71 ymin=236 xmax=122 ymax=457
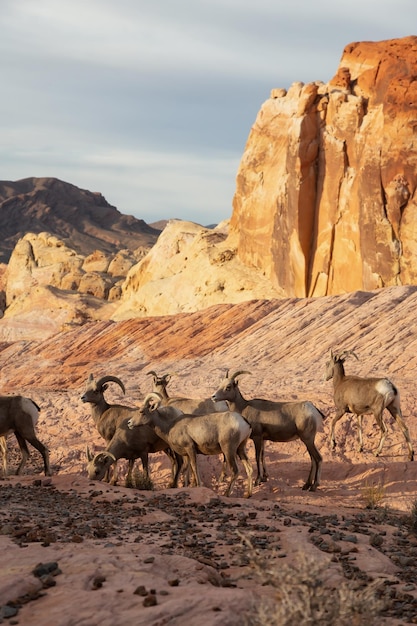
xmin=81 ymin=373 xmax=132 ymax=484
xmin=212 ymin=370 xmax=324 ymax=491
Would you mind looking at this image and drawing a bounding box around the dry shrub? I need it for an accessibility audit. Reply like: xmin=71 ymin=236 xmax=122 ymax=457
xmin=407 ymin=497 xmax=417 ymax=534
xmin=361 ymin=480 xmax=385 ymax=509
xmin=243 ymin=543 xmax=384 ymax=626
xmin=125 ymin=468 xmax=154 ymax=491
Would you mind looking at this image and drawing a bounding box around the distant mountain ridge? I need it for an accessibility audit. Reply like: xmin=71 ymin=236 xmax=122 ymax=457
xmin=0 ymin=177 xmax=161 ymax=263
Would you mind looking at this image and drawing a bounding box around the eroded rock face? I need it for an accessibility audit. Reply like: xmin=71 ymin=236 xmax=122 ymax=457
xmin=229 ymin=36 xmax=417 ymax=297
xmin=111 ymin=219 xmax=284 ymax=320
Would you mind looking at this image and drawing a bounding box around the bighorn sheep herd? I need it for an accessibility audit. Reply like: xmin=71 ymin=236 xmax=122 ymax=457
xmin=1 ymin=349 xmax=414 ymax=501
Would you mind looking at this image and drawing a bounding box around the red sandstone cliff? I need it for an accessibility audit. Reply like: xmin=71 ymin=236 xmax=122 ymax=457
xmin=228 ymin=36 xmax=417 ymax=297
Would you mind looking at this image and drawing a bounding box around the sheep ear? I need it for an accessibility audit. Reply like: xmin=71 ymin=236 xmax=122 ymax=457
xmin=86 ymin=445 xmax=94 ymax=462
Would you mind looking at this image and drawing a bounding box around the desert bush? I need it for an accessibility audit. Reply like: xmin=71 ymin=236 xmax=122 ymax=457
xmin=361 ymin=480 xmax=385 ymax=509
xmin=406 ymin=497 xmax=417 ymax=534
xmin=125 ymin=468 xmax=154 ymax=491
xmin=242 ymin=543 xmax=384 ymax=626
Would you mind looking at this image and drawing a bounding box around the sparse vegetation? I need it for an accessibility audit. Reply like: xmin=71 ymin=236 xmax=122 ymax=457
xmin=243 ymin=544 xmax=385 ymax=626
xmin=407 ymin=497 xmax=417 ymax=534
xmin=361 ymin=480 xmax=386 ymax=509
xmin=126 ymin=468 xmax=154 ymax=490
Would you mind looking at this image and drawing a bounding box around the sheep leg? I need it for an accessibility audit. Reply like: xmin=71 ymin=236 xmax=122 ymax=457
xmin=186 ymin=448 xmax=201 ymax=488
xmin=223 ymin=452 xmax=239 ymax=497
xmin=356 ymin=415 xmax=364 ymax=452
xmin=302 ymin=441 xmax=322 ymax=491
xmin=373 ymin=415 xmax=388 ymax=457
xmin=164 ymin=449 xmax=181 ymax=488
xmin=21 ymin=433 xmax=51 ymax=476
xmin=109 ymin=460 xmax=119 ymax=485
xmin=260 ymin=441 xmax=268 ymax=480
xmin=236 ymin=441 xmax=253 ymax=498
xmin=218 ymin=453 xmax=228 ymax=482
xmin=330 ymin=410 xmax=345 ymax=450
xmin=387 ymin=405 xmax=414 ymax=461
xmin=0 ymin=436 xmax=7 ymax=479
xmin=252 ymin=436 xmax=266 ymax=485
xmin=14 ymin=433 xmax=30 ymax=475
xmin=124 ymin=460 xmax=136 ymax=486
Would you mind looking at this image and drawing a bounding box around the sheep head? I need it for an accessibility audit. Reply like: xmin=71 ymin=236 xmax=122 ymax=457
xmin=81 ymin=374 xmax=125 ymax=403
xmin=212 ymin=370 xmax=251 ymax=403
xmin=86 ymin=450 xmax=116 ymax=480
xmin=128 ymin=393 xmax=162 ymax=429
xmin=325 ymin=349 xmax=359 ymax=380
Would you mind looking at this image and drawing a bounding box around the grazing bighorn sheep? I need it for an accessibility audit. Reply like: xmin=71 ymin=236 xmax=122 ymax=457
xmin=85 ymin=412 xmax=183 ymax=486
xmin=81 ymin=374 xmax=182 ymax=485
xmin=0 ymin=436 xmax=7 ymax=478
xmin=325 ymin=349 xmax=414 ymax=460
xmin=0 ymin=396 xmax=51 ymax=475
xmin=128 ymin=393 xmax=253 ymax=497
xmin=212 ymin=371 xmax=323 ymax=491
xmin=147 ymin=371 xmax=228 ymax=414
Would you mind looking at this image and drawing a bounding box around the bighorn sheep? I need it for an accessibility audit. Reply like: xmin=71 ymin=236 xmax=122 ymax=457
xmin=147 ymin=371 xmax=228 ymax=414
xmin=81 ymin=374 xmax=182 ymax=485
xmin=81 ymin=373 xmax=137 ymax=484
xmin=0 ymin=396 xmax=51 ymax=476
xmin=147 ymin=371 xmax=229 ymax=483
xmin=0 ymin=436 xmax=7 ymax=478
xmin=325 ymin=349 xmax=414 ymax=460
xmin=85 ymin=413 xmax=183 ymax=486
xmin=128 ymin=393 xmax=253 ymax=497
xmin=212 ymin=371 xmax=323 ymax=491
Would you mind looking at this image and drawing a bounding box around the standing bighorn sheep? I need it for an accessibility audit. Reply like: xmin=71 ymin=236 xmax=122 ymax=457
xmin=212 ymin=371 xmax=323 ymax=491
xmin=325 ymin=349 xmax=414 ymax=460
xmin=147 ymin=371 xmax=228 ymax=414
xmin=128 ymin=392 xmax=253 ymax=497
xmin=0 ymin=396 xmax=51 ymax=476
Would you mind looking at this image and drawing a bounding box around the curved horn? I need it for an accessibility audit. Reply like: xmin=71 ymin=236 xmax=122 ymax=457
xmin=147 ymin=370 xmax=158 ymax=378
xmin=339 ymin=350 xmax=359 ymax=362
xmin=143 ymin=392 xmax=163 ymax=409
xmin=230 ymin=370 xmax=251 ymax=381
xmin=95 ymin=451 xmax=117 ymax=463
xmin=95 ymin=375 xmax=125 ymax=394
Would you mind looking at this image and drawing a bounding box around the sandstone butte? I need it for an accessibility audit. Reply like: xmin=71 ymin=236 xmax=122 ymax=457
xmin=228 ymin=35 xmax=417 ymax=298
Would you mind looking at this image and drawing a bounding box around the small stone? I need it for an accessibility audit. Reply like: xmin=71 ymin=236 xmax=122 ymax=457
xmin=143 ymin=594 xmax=157 ymax=607
xmin=143 ymin=556 xmax=154 ymax=564
xmin=134 ymin=585 xmax=148 ymax=596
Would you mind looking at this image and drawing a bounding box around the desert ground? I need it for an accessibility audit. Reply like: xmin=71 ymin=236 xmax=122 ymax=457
xmin=2 ymin=287 xmax=417 ymax=625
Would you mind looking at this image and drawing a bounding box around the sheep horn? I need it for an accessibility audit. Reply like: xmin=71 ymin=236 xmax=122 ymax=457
xmin=95 ymin=375 xmax=126 ymax=394
xmin=230 ymin=370 xmax=251 ymax=381
xmin=143 ymin=392 xmax=163 ymax=410
xmin=339 ymin=350 xmax=359 ymax=362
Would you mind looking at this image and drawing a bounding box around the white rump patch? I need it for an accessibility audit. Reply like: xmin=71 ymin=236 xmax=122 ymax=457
xmin=20 ymin=397 xmax=40 ymax=426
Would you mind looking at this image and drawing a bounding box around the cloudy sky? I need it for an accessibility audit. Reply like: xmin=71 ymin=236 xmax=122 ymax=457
xmin=1 ymin=1 xmax=414 ymax=226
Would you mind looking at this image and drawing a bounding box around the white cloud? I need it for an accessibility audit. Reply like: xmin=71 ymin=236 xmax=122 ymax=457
xmin=0 ymin=0 xmax=415 ymax=224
